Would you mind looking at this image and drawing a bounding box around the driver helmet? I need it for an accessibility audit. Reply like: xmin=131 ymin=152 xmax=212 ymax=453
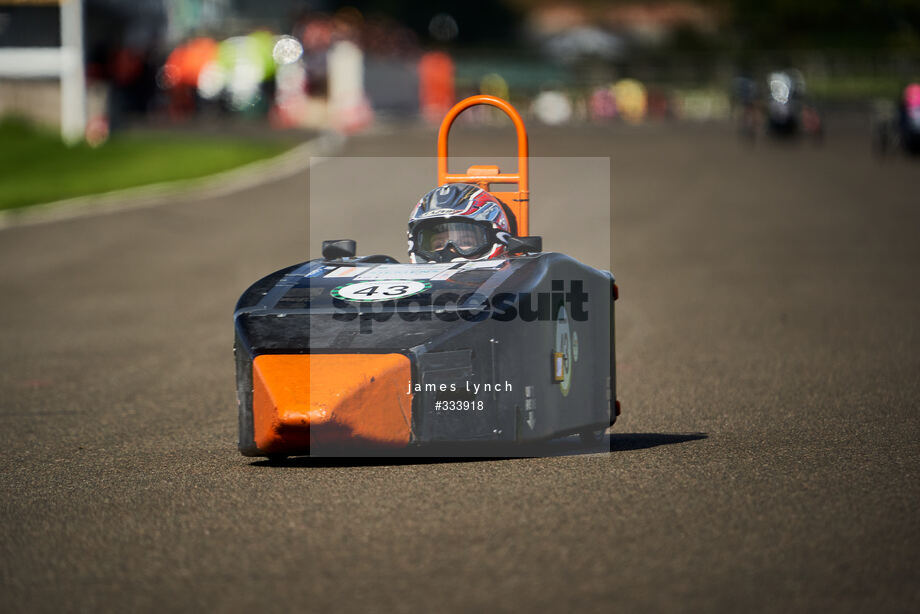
xmin=408 ymin=183 xmax=516 ymax=263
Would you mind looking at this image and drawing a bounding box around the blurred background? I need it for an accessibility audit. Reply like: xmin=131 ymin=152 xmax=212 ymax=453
xmin=2 ymin=1 xmax=920 ymax=207
xmin=4 ymin=0 xmax=920 ymax=128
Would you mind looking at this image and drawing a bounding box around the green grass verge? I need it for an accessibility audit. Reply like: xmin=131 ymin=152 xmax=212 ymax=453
xmin=0 ymin=117 xmax=291 ymax=211
xmin=809 ymin=75 xmax=919 ymax=101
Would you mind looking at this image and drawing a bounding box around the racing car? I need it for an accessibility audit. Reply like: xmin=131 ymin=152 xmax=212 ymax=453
xmin=233 ymin=95 xmax=619 ymax=457
xmin=872 ymin=83 xmax=920 ymax=156
xmin=764 ymin=69 xmax=822 ymax=140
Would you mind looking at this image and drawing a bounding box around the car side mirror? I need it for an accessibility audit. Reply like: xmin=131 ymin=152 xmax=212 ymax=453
xmin=322 ymin=239 xmax=357 ymax=260
xmin=506 ymin=235 xmax=542 ymax=254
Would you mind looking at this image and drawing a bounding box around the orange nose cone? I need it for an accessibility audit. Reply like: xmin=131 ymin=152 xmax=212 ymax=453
xmin=252 ymin=353 xmax=413 ymax=454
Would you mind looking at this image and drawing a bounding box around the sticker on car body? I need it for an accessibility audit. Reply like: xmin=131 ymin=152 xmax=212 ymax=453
xmin=430 ymin=260 xmax=505 ymax=280
xmin=331 ymin=280 xmax=432 ymax=302
xmin=555 ymin=305 xmax=573 ymax=396
xmin=305 ymin=266 xmax=331 ymax=278
xmin=352 ymin=264 xmax=455 ymax=280
xmin=324 ymin=266 xmax=370 ymax=278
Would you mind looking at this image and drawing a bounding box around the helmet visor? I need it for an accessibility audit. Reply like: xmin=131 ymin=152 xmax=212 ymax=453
xmin=415 ymin=221 xmax=492 ymax=257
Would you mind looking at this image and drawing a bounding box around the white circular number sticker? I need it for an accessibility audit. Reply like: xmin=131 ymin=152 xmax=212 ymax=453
xmin=331 ymin=280 xmax=431 ymax=302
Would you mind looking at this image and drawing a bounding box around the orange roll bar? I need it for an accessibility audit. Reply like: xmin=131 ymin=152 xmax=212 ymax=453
xmin=437 ymin=95 xmax=530 ymax=236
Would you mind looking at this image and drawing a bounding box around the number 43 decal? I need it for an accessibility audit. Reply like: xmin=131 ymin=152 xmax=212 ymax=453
xmin=331 ymin=280 xmax=431 ymax=302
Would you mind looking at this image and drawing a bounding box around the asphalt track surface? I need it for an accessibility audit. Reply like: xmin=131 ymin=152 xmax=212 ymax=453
xmin=2 ymin=116 xmax=919 ymax=613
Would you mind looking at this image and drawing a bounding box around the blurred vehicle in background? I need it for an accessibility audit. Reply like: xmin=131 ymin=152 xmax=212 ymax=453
xmin=764 ymin=69 xmax=822 ymax=140
xmin=899 ymin=84 xmax=920 ymax=154
xmin=872 ymin=83 xmax=920 ymax=156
